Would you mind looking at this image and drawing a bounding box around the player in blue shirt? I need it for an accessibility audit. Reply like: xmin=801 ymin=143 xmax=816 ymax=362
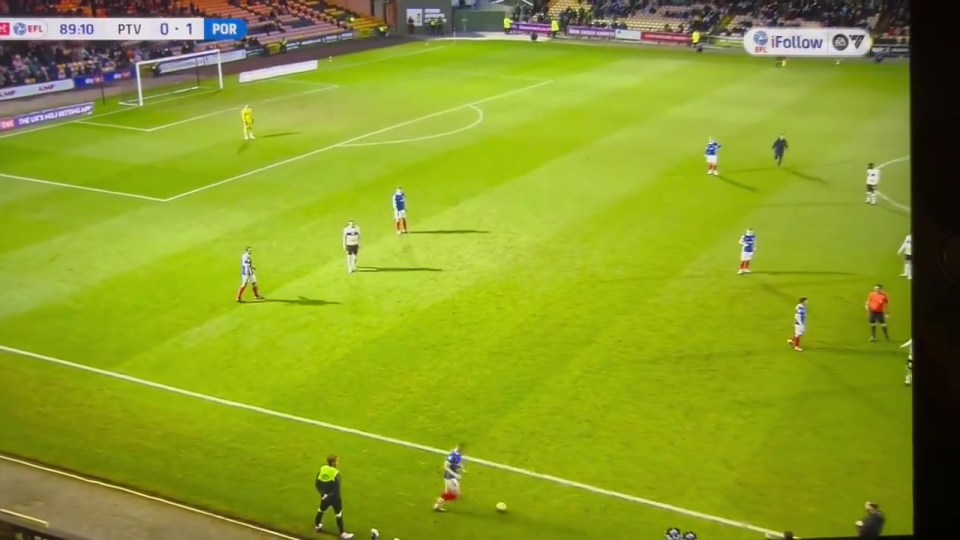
xmin=705 ymin=138 xmax=721 ymax=176
xmin=737 ymin=229 xmax=756 ymax=274
xmin=789 ymin=297 xmax=808 ymax=351
xmin=433 ymin=443 xmax=466 ymax=512
xmin=393 ymin=187 xmax=408 ymax=235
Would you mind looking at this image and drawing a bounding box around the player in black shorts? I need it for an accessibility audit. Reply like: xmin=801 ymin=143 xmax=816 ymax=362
xmin=315 ymin=455 xmax=354 ymax=539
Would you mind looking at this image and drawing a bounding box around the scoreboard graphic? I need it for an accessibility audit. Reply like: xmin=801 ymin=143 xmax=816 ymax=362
xmin=0 ymin=18 xmax=247 ymax=41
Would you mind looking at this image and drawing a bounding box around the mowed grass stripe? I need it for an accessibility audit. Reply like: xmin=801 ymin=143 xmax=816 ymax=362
xmin=109 ymin=61 xmax=766 ymax=395
xmin=0 ymin=343 xmax=783 ymax=538
xmin=0 ymin=353 xmax=770 ymax=540
xmin=0 ymin=41 xmax=911 ymax=539
xmin=0 ymin=55 xmax=689 ymax=360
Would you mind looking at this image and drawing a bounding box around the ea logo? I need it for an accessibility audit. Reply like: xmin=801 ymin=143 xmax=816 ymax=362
xmin=13 ymin=22 xmax=26 ymax=36
xmin=753 ymin=31 xmax=768 ymax=46
xmin=832 ymin=34 xmax=849 ymax=51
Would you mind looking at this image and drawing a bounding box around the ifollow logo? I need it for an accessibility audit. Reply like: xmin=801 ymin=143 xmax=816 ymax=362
xmin=744 ymin=27 xmax=872 ymax=58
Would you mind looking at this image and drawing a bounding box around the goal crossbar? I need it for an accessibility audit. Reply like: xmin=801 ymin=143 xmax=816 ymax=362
xmin=120 ymin=48 xmax=224 ymax=107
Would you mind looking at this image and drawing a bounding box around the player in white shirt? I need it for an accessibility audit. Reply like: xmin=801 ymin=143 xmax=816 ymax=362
xmin=865 ymin=163 xmax=880 ymax=205
xmin=342 ymin=221 xmax=361 ymax=274
xmin=237 ymin=247 xmax=264 ymax=303
xmin=897 ymin=234 xmax=911 ymax=280
xmin=900 ymin=338 xmax=912 ymax=385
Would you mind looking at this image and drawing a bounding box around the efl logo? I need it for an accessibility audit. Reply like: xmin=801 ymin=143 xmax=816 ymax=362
xmin=751 ymin=30 xmax=768 ymax=53
xmin=12 ymin=21 xmax=48 ymax=37
xmin=0 ymin=22 xmax=11 ymax=36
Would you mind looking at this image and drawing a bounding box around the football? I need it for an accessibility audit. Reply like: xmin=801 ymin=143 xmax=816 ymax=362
xmin=495 ymin=502 xmax=507 ymax=513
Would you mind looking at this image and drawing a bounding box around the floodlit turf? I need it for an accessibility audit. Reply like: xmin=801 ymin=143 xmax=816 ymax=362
xmin=0 ymin=41 xmax=911 ymax=539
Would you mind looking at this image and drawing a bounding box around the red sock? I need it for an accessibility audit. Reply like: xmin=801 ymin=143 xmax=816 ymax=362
xmin=252 ymin=285 xmax=260 ymax=297
xmin=396 ymin=220 xmax=401 ymax=232
xmin=237 ymin=286 xmax=246 ymax=300
xmin=744 ymin=261 xmax=750 ymax=270
xmin=401 ymin=218 xmax=407 ymax=232
xmin=794 ymin=336 xmax=801 ymax=347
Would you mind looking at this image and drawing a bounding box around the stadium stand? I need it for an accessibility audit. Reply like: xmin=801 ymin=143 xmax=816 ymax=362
xmin=549 ymin=0 xmax=882 ymax=36
xmin=0 ymin=42 xmax=131 ymax=87
xmin=0 ymin=0 xmax=384 ymax=87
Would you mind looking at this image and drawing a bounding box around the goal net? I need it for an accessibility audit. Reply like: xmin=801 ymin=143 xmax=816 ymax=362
xmin=119 ymin=49 xmax=224 ymax=107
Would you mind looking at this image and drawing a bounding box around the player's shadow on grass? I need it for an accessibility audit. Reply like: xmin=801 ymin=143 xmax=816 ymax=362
xmin=357 ymin=266 xmax=442 ymax=272
xmin=407 ymin=229 xmax=490 ymax=235
xmin=784 ymin=168 xmax=828 ymax=184
xmin=263 ymin=132 xmax=300 ymax=138
xmin=715 ymin=175 xmax=758 ymax=192
xmin=261 ymin=296 xmax=340 ymax=306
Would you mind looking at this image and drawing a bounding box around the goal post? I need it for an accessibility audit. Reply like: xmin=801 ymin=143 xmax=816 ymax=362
xmin=119 ymin=48 xmax=224 ymax=107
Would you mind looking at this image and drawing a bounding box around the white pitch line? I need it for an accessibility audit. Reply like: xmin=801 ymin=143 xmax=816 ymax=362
xmin=75 ymin=121 xmax=153 ymax=132
xmin=143 ymin=85 xmax=339 ymax=132
xmin=162 ymin=79 xmax=555 ymax=202
xmin=0 ymin=507 xmax=48 ymax=527
xmin=876 ymin=156 xmax=910 ymax=212
xmin=0 ymin=172 xmax=165 ymax=202
xmin=341 ymin=105 xmax=485 ymax=148
xmin=0 ymin=343 xmax=782 ymax=537
xmin=422 ymin=67 xmax=553 ymax=83
xmin=0 ymin=455 xmax=297 ymax=540
xmin=315 ymin=44 xmax=452 ymax=73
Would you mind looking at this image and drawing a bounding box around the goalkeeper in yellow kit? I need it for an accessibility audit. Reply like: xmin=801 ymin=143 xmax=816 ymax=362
xmin=242 ymin=104 xmax=255 ymax=140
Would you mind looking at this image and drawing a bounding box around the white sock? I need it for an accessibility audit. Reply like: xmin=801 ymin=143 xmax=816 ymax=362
xmin=905 ymin=262 xmax=912 ymax=278
xmin=346 ymin=256 xmax=352 ymax=271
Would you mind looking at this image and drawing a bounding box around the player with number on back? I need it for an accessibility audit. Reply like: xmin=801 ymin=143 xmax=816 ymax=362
xmin=237 ymin=247 xmax=264 ymax=303
xmin=393 ymin=187 xmax=408 ymax=235
xmin=865 ymin=162 xmax=880 ymax=205
xmin=788 ymin=297 xmax=808 ymax=352
xmin=705 ymin=137 xmax=722 ymax=176
xmin=433 ymin=443 xmax=466 ymax=513
xmin=737 ymin=229 xmax=757 ymax=275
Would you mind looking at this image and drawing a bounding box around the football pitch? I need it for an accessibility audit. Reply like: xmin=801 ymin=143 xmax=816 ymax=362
xmin=0 ymin=40 xmax=911 ymax=539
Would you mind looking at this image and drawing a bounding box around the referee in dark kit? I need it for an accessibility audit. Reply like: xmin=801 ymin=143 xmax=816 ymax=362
xmin=855 ymin=501 xmax=885 ymax=539
xmin=314 ymin=455 xmax=355 ymax=539
xmin=772 ymin=134 xmax=788 ymax=167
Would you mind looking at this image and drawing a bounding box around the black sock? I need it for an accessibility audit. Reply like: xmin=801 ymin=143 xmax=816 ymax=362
xmin=336 ymin=515 xmax=345 ymax=534
xmin=871 ymin=326 xmax=877 ymax=338
xmin=314 ymin=510 xmax=324 ymax=527
xmin=883 ymin=326 xmax=890 ymax=339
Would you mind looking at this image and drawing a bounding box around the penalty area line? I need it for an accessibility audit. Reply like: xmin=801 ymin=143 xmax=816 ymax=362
xmin=0 ymin=172 xmax=165 ymax=202
xmin=161 ymin=79 xmax=555 ymax=202
xmin=0 ymin=343 xmax=782 ymax=538
xmin=0 ymin=454 xmax=298 ymax=540
xmin=876 ymin=156 xmax=910 ymax=213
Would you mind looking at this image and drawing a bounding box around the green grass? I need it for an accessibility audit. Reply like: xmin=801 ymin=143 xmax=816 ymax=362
xmin=0 ymin=41 xmax=911 ymax=539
